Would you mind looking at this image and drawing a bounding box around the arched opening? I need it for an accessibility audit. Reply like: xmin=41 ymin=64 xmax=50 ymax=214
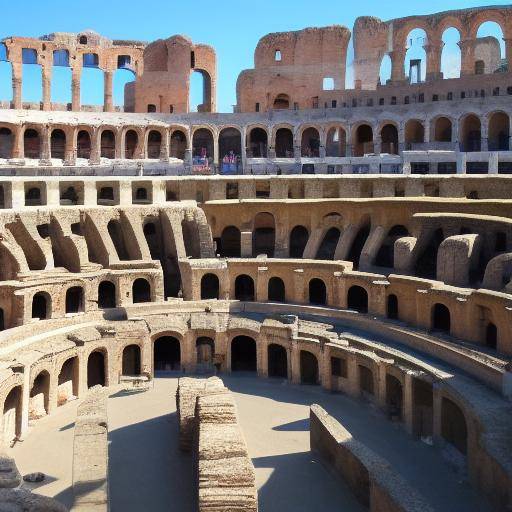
xmin=32 ymin=292 xmax=50 ymax=320
xmin=347 ymin=286 xmax=368 ymax=313
xmin=52 ymin=50 xmax=71 ymax=104
xmin=122 ymin=344 xmax=141 ymax=376
xmin=476 ymin=21 xmax=505 ymax=72
xmin=273 ymin=94 xmax=290 ymax=110
xmin=300 ymin=350 xmax=319 ymax=385
xmin=416 ymin=228 xmax=444 ymax=278
xmin=485 ymin=322 xmax=497 ymax=349
xmin=386 ymin=374 xmax=403 ymax=420
xmin=87 ymin=350 xmax=106 ymax=388
xmin=253 ymin=212 xmax=275 ymax=257
xmin=192 ymin=128 xmax=214 ymax=166
xmin=346 ymin=222 xmax=371 ymax=269
xmin=143 ymin=222 xmax=161 ymax=260
xmin=219 ymin=226 xmax=241 ymax=257
xmin=379 ymin=54 xmax=392 ymax=84
xmin=124 ymin=130 xmax=138 ymax=159
xmin=268 ymin=277 xmax=285 ymax=302
xmin=248 ymin=128 xmax=268 ymax=158
xmin=0 ymin=49 xmax=13 ymax=104
xmin=29 ymin=370 xmax=50 ymax=419
xmin=80 ymin=63 xmax=103 ymax=106
xmin=77 ymin=130 xmax=91 ymax=160
xmin=98 ymin=281 xmax=116 ymax=309
xmin=404 ymin=120 xmax=425 ymax=150
xmin=235 ymin=275 xmax=255 ymax=301
xmin=65 ymin=286 xmax=84 ymax=314
xmin=380 ymin=124 xmax=399 ymax=154
xmin=50 ymin=129 xmax=66 ymax=160
xmin=201 ymin=273 xmax=219 ymax=300
xmin=404 ymin=28 xmax=427 ymax=83
xmin=108 ymin=219 xmax=129 ymax=260
xmin=488 ymin=112 xmax=510 ymax=151
xmin=132 ymin=278 xmax=151 ymax=303
xmin=432 ymin=303 xmax=450 ymax=333
xmin=147 ymin=130 xmax=162 ymax=159
xmin=154 ymin=336 xmax=181 ymax=372
xmin=196 ymin=337 xmax=215 ymax=368
xmin=316 ymin=227 xmax=341 ymax=260
xmin=387 ymin=294 xmax=399 ymax=320
xmin=170 ymin=130 xmax=187 ymax=160
xmin=460 ymin=114 xmax=481 ymax=152
xmin=353 ymin=124 xmax=373 ymax=157
xmin=301 ymin=127 xmax=320 ymax=157
xmin=134 ymin=187 xmax=148 ymax=204
xmin=413 ymin=378 xmax=433 ymax=439
xmin=219 ymin=128 xmax=242 ymax=173
xmin=326 ymin=126 xmax=346 ymax=157
xmin=0 ymin=128 xmax=13 ymax=159
xmin=113 ymin=68 xmax=135 ymax=107
xmin=441 ymin=28 xmax=461 ymax=79
xmin=3 ymin=386 xmax=22 ymax=443
xmin=375 ymin=225 xmax=409 ymax=268
xmin=434 ymin=117 xmax=452 ymax=144
xmin=359 ymin=365 xmax=374 ymax=396
xmin=22 ymin=49 xmax=42 ymax=103
xmin=275 ymin=128 xmax=293 ymax=158
xmin=268 ymin=344 xmax=287 ymax=378
xmin=189 ymin=69 xmax=212 ymax=112
xmin=25 ymin=187 xmax=42 ymax=206
xmin=57 ymin=357 xmax=78 ymax=405
xmin=231 ymin=335 xmax=257 ymax=372
xmin=309 ymin=278 xmax=326 ymax=305
xmin=100 ymin=130 xmax=116 ymax=159
xmin=289 ymin=225 xmax=309 ymax=258
xmin=23 ymin=129 xmax=40 ymax=159
xmin=441 ymin=397 xmax=467 ymax=455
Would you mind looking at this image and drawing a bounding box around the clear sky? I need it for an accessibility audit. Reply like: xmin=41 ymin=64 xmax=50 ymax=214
xmin=0 ymin=0 xmax=509 ymax=112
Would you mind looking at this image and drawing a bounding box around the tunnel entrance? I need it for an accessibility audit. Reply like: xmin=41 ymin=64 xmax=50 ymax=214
xmin=231 ymin=336 xmax=257 ymax=372
xmin=153 ymin=336 xmax=181 ymax=372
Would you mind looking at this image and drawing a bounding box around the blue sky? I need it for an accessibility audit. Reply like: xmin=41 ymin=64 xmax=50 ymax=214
xmin=0 ymin=0 xmax=508 ymax=111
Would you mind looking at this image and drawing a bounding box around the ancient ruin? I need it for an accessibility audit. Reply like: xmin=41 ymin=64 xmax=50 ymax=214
xmin=0 ymin=3 xmax=511 ymax=512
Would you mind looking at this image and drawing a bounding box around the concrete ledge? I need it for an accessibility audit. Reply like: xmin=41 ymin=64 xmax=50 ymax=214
xmin=310 ymin=404 xmax=434 ymax=512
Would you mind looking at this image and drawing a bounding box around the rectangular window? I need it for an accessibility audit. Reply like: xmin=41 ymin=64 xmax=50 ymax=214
xmin=331 ymin=100 xmax=337 ymax=108
xmin=22 ymin=48 xmax=38 ymax=65
xmin=379 ymin=98 xmax=384 ymax=105
xmin=275 ymin=50 xmax=282 ymax=61
xmin=53 ymin=49 xmax=69 ymax=67
xmin=255 ymin=102 xmax=260 ymax=112
xmin=331 ymin=357 xmax=347 ymax=378
xmin=83 ymin=53 xmax=99 ymax=68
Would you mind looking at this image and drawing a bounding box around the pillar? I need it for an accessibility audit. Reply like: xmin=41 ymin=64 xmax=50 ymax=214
xmin=240 ymin=230 xmax=252 ymax=257
xmin=39 ymin=126 xmax=52 ymax=166
xmin=403 ymin=372 xmax=414 ymax=435
xmin=11 ymin=127 xmax=23 ymax=160
xmin=290 ymin=342 xmax=300 ymax=384
xmin=376 ymin=362 xmax=387 ymax=409
xmin=389 ymin=49 xmax=406 ymax=83
xmin=257 ymin=333 xmax=268 ymax=378
xmin=432 ymin=386 xmax=443 ymax=446
xmin=256 ymin=267 xmax=268 ymax=301
xmin=12 ymin=63 xmax=22 ymax=110
xmin=64 ymin=128 xmax=76 ymax=166
xmin=42 ymin=62 xmax=52 ymax=111
xmin=89 ymin=128 xmax=101 ymax=165
xmin=71 ymin=64 xmax=81 ymax=111
xmin=159 ymin=131 xmax=170 ymax=162
xmin=104 ymin=70 xmax=114 ymax=112
xmin=458 ymin=39 xmax=476 ymax=76
xmin=293 ymin=269 xmax=305 ymax=303
xmin=424 ymin=42 xmax=444 ymax=81
xmin=505 ymin=38 xmax=512 ymax=74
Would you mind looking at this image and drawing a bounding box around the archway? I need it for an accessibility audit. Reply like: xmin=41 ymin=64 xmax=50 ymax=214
xmin=460 ymin=115 xmax=481 ymax=152
xmin=485 ymin=322 xmax=497 ymax=349
xmin=346 ymin=223 xmax=371 ymax=269
xmin=433 ymin=117 xmax=452 ymax=144
xmin=0 ymin=128 xmax=13 ymax=159
xmin=170 ymin=130 xmax=187 ymax=160
xmin=347 ymin=286 xmax=368 ymax=313
xmin=147 ymin=130 xmax=162 ymax=159
xmin=196 ymin=337 xmax=215 ymax=368
xmin=87 ymin=350 xmax=106 ymax=388
xmin=404 ymin=120 xmax=425 ymax=150
xmin=153 ymin=336 xmax=181 ymax=372
xmin=289 ymin=225 xmax=309 ymax=258
xmin=77 ymin=130 xmax=91 ymax=159
xmin=268 ymin=344 xmax=287 ymax=378
xmin=235 ymin=275 xmax=255 ymax=301
xmin=32 ymin=292 xmax=50 ymax=320
xmin=50 ymin=129 xmax=66 ymax=160
xmin=416 ymin=228 xmax=444 ymax=278
xmin=476 ymin=21 xmax=505 ymax=71
xmin=375 ymin=225 xmax=409 ymax=268
xmin=253 ymin=212 xmax=275 ymax=257
xmin=386 ymin=374 xmax=403 ymax=420
xmin=432 ymin=303 xmax=450 ymax=332
xmin=316 ymin=227 xmax=341 ymax=260
xmin=301 ymin=127 xmax=320 ymax=157
xmin=124 ymin=130 xmax=138 ymax=159
xmin=353 ymin=124 xmax=373 ymax=156
xmin=268 ymin=277 xmax=285 ymax=302
xmin=29 ymin=370 xmax=50 ymax=419
xmin=273 ymin=94 xmax=290 ymax=110
xmin=441 ymin=28 xmax=461 ymax=79
xmin=100 ymin=130 xmax=115 ymax=159
xmin=24 ymin=129 xmax=40 ymax=159
xmin=387 ymin=294 xmax=398 ymax=320
xmin=231 ymin=335 xmax=257 ymax=372
xmin=441 ymin=397 xmax=467 ymax=455
xmin=219 ymin=128 xmax=242 ymax=172
xmin=132 ymin=278 xmax=151 ymax=303
xmin=248 ymin=128 xmax=268 ymax=157
xmin=404 ymin=28 xmax=427 ymax=83
xmin=3 ymin=386 xmax=22 ymax=443
xmin=113 ymin=68 xmax=135 ymax=107
xmin=65 ymin=286 xmax=84 ymax=314
xmin=201 ymin=273 xmax=219 ymax=300
xmin=98 ymin=280 xmax=116 ymax=309
xmin=122 ymin=344 xmax=141 ymax=376
xmin=326 ymin=127 xmax=346 ymax=157
xmin=275 ymin=128 xmax=293 ymax=158
xmin=488 ymin=112 xmax=509 ymax=151
xmin=309 ymin=278 xmax=326 ymax=305
xmin=300 ymin=350 xmax=319 ymax=384
xmin=219 ymin=226 xmax=241 ymax=257
xmin=58 ymin=357 xmax=78 ymax=406
xmin=380 ymin=124 xmax=399 ymax=154
xmin=379 ymin=54 xmax=392 ymax=84
xmin=192 ymin=128 xmax=214 ymax=164
xmin=413 ymin=378 xmax=433 ymax=438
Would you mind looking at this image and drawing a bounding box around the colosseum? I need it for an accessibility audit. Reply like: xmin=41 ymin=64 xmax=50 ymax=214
xmin=0 ymin=4 xmax=511 ymax=512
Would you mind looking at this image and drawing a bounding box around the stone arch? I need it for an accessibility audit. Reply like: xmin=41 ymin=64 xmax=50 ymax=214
xmin=300 ymin=350 xmax=319 ymax=385
xmin=170 ymin=129 xmax=187 ymax=160
xmin=231 ymin=335 xmax=257 ymax=372
xmin=432 ymin=116 xmax=453 ymax=143
xmin=153 ymin=336 xmax=181 ymax=372
xmin=352 ymin=123 xmax=373 ymax=157
xmin=98 ymin=280 xmax=116 ymax=309
xmin=274 ymin=127 xmax=294 ymax=158
xmin=441 ymin=397 xmax=468 ymax=455
xmin=289 ymin=225 xmax=309 ymax=258
xmin=325 ymin=125 xmax=347 ymax=157
xmin=247 ymin=126 xmax=268 ymax=158
xmin=380 ymin=123 xmax=399 ymax=154
xmin=29 ymin=370 xmax=50 ymax=418
xmin=192 ymin=127 xmax=214 ymax=163
xmin=273 ymin=93 xmax=290 ymax=110
xmin=300 ymin=127 xmax=320 ymax=157
xmin=3 ymin=385 xmax=22 ymax=443
xmin=268 ymin=343 xmax=287 ymax=378
xmin=404 ymin=120 xmax=425 ymax=149
xmin=100 ymin=129 xmax=116 ymax=159
xmin=253 ymin=212 xmax=275 ymax=257
xmin=146 ymin=129 xmax=162 ymax=159
xmin=87 ymin=349 xmax=107 ymax=388
xmin=359 ymin=364 xmax=375 ymax=396
xmin=347 ymin=285 xmax=368 ymax=313
xmin=122 ymin=344 xmax=141 ymax=376
xmin=219 ymin=226 xmax=241 ymax=257
xmin=268 ymin=276 xmax=285 ymax=302
xmin=50 ymin=129 xmax=66 ymax=160
xmin=196 ymin=337 xmax=215 ymax=368
xmin=346 ymin=220 xmax=371 ymax=269
xmin=77 ymin=129 xmax=92 ymax=159
xmin=218 ymin=127 xmax=242 ymax=168
xmin=124 ymin=129 xmax=139 ymax=159
xmin=309 ymin=278 xmax=326 ymax=305
xmin=375 ymin=224 xmax=410 ymax=268
xmin=440 ymin=27 xmax=461 ymax=79
xmin=23 ymin=128 xmax=41 ymax=159
xmin=201 ymin=273 xmax=219 ymax=300
xmin=57 ymin=356 xmax=78 ymax=405
xmin=488 ymin=111 xmax=510 ymax=151
xmin=0 ymin=127 xmax=13 ymax=159
xmin=65 ymin=286 xmax=84 ymax=314
xmin=235 ymin=275 xmax=255 ymax=301
xmin=403 ymin=28 xmax=428 ymax=83
xmin=432 ymin=303 xmax=451 ymax=333
xmin=132 ymin=278 xmax=151 ymax=303
xmin=316 ymin=227 xmax=341 ymax=260
xmin=460 ymin=114 xmax=481 ymax=152
xmin=32 ymin=291 xmax=51 ymax=320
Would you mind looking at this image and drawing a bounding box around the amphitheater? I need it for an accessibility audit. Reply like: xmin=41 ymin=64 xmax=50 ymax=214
xmin=0 ymin=4 xmax=511 ymax=512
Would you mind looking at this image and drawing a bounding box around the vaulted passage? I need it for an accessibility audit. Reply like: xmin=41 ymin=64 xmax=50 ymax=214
xmin=416 ymin=228 xmax=444 ymax=279
xmin=235 ymin=274 xmax=255 ymax=301
xmin=346 ymin=223 xmax=370 ymax=269
xmin=58 ymin=357 xmax=78 ymax=406
xmin=412 ymin=378 xmax=433 ymax=439
xmin=386 ymin=374 xmax=403 ymax=420
xmin=132 ymin=278 xmax=151 ymax=303
xmin=77 ymin=130 xmax=91 ymax=159
xmin=219 ymin=226 xmax=241 ymax=257
xmin=3 ymin=386 xmax=22 ymax=443
xmin=359 ymin=365 xmax=374 ymax=396
xmin=289 ymin=225 xmax=309 ymax=258
xmin=108 ymin=219 xmax=130 ymax=260
xmin=347 ymin=286 xmax=368 ymax=313
xmin=153 ymin=336 xmax=181 ymax=372
xmin=147 ymin=130 xmax=162 ymax=159
xmin=87 ymin=350 xmax=106 ymax=388
xmin=50 ymin=129 xmax=66 ymax=159
xmin=275 ymin=128 xmax=293 ymax=157
xmin=122 ymin=344 xmax=141 ymax=376
xmin=253 ymin=212 xmax=275 ymax=257
xmin=201 ymin=273 xmax=219 ymax=299
xmin=316 ymin=228 xmax=340 ymax=260
xmin=268 ymin=344 xmax=287 ymax=378
xmin=32 ymin=292 xmax=50 ymax=320
xmin=24 ymin=129 xmax=40 ymax=159
xmin=98 ymin=281 xmax=116 ymax=309
xmin=0 ymin=128 xmax=13 ymax=159
xmin=432 ymin=303 xmax=450 ymax=333
xmin=268 ymin=276 xmax=285 ymax=302
xmin=101 ymin=130 xmax=116 ymax=159
xmin=248 ymin=128 xmax=268 ymax=157
xmin=65 ymin=286 xmax=84 ymax=314
xmin=29 ymin=370 xmax=50 ymax=419
xmin=309 ymin=278 xmax=326 ymax=305
xmin=387 ymin=294 xmax=398 ymax=319
xmin=231 ymin=336 xmax=257 ymax=372
xmin=300 ymin=350 xmax=319 ymax=384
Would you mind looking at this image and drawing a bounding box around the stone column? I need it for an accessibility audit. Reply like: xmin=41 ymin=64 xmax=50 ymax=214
xmin=89 ymin=128 xmax=101 ymax=165
xmin=213 ymin=131 xmax=219 ymax=170
xmin=11 ymin=126 xmax=23 ymax=160
xmin=240 ymin=230 xmax=253 ymax=257
xmin=12 ymin=63 xmax=22 ymax=110
xmin=424 ymin=42 xmax=444 ymax=81
xmin=71 ymin=64 xmax=81 ymax=111
xmin=290 ymin=341 xmax=300 ymax=384
xmin=403 ymin=372 xmax=414 ymax=435
xmin=346 ymin=355 xmax=359 ymax=398
xmin=389 ymin=49 xmax=406 ymax=83
xmin=39 ymin=126 xmax=52 ymax=166
xmin=256 ymin=267 xmax=268 ymax=301
xmin=159 ymin=131 xmax=170 ymax=162
xmin=257 ymin=333 xmax=268 ymax=378
xmin=104 ymin=70 xmax=114 ymax=112
xmin=376 ymin=361 xmax=387 ymax=409
xmin=458 ymin=39 xmax=476 ymax=76
xmin=42 ymin=62 xmax=52 ymax=111
xmin=63 ymin=128 xmax=76 ymax=166
xmin=505 ymin=38 xmax=512 ymax=74
xmin=319 ymin=346 xmax=331 ymax=390
xmin=20 ymin=370 xmax=30 ymax=437
xmin=293 ymin=269 xmax=305 ymax=303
